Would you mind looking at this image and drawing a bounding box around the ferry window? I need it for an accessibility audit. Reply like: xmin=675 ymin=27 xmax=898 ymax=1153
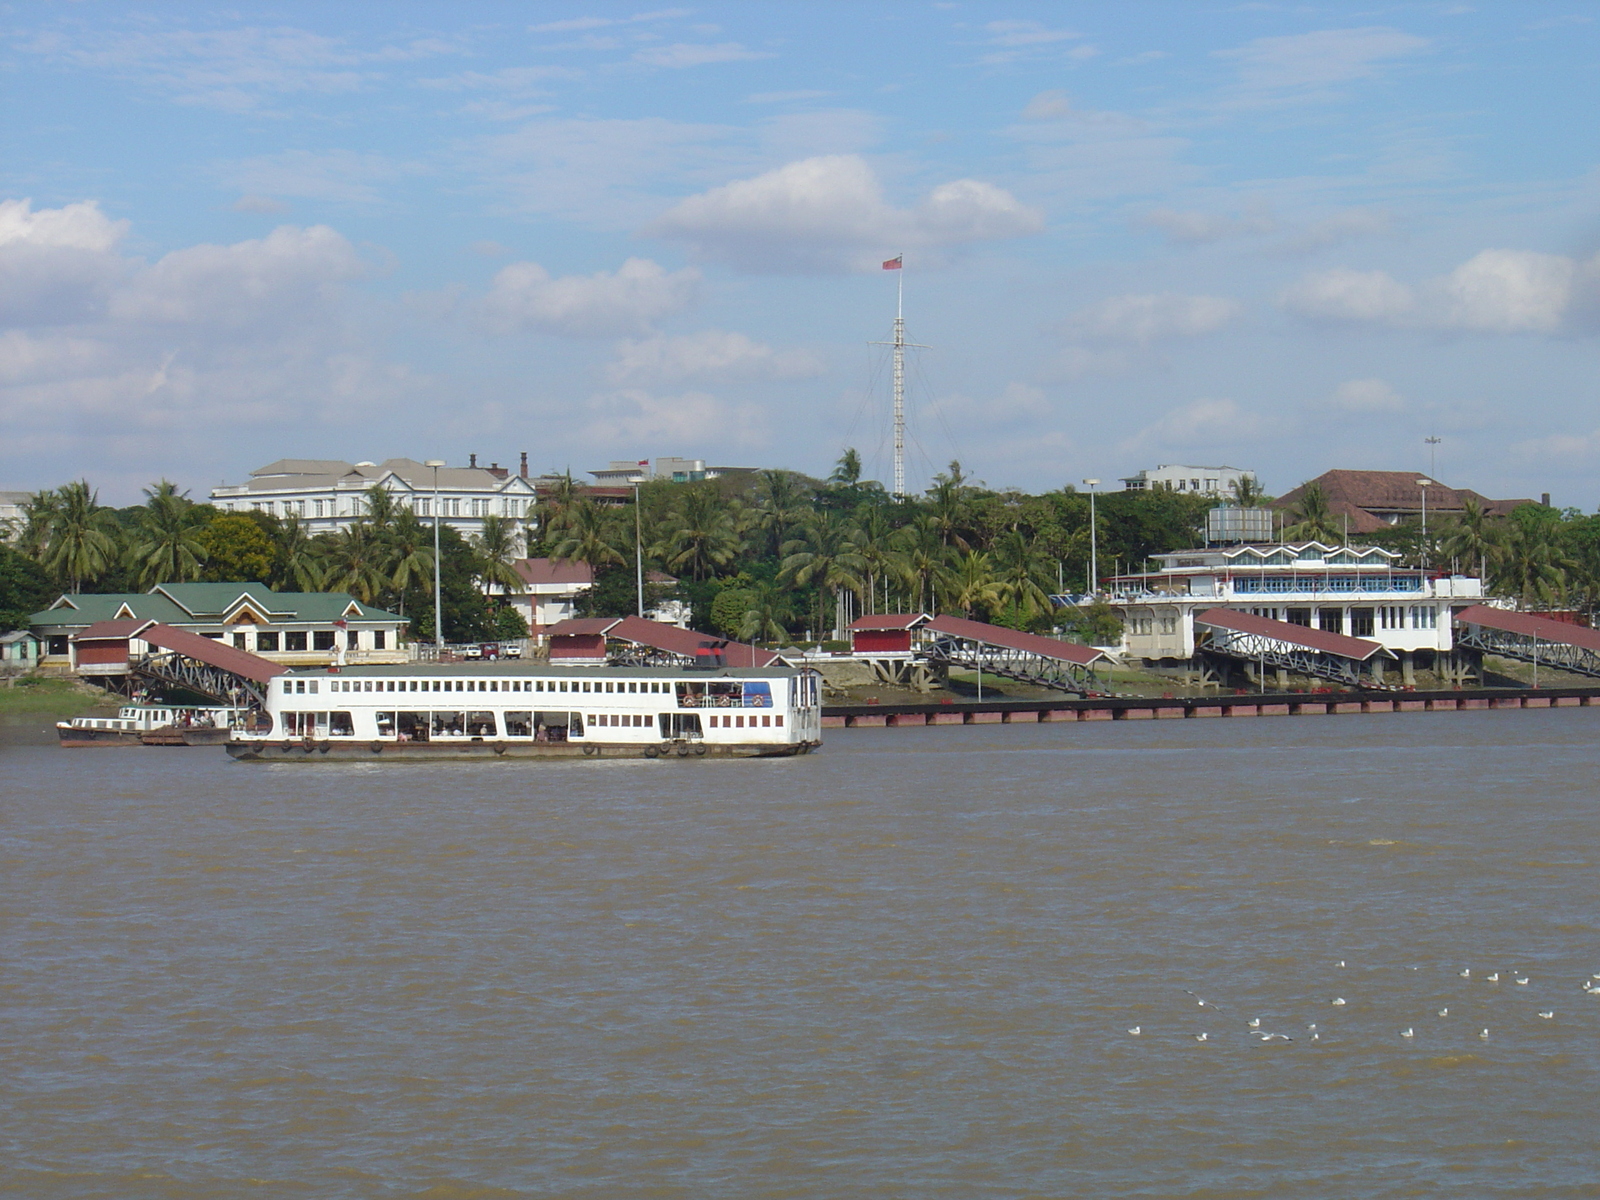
xmin=644 ymin=714 xmax=653 ymax=727
xmin=387 ymin=681 xmax=396 ymax=692
xmin=309 ymin=681 xmax=319 ymax=694
xmin=466 ymin=711 xmax=496 ymax=737
xmin=604 ymin=681 xmax=613 ymax=693
xmin=775 ymin=715 xmax=783 ymax=727
xmin=432 ymin=711 xmax=464 ymax=736
xmin=569 ymin=713 xmax=584 ymax=737
xmin=313 ymin=631 xmax=336 ymax=651
xmin=397 ymin=712 xmax=428 ymax=742
xmin=628 ymin=682 xmax=638 ymax=693
xmin=504 ymin=711 xmax=533 ymax=737
xmin=330 ymin=712 xmax=354 ymax=736
xmin=762 ymin=715 xmax=771 ymax=727
xmin=282 ymin=680 xmax=292 ymax=694
xmin=583 ymin=681 xmax=592 ymax=693
xmin=376 ymin=712 xmax=396 ymax=736
xmin=735 ymin=715 xmax=744 ymax=728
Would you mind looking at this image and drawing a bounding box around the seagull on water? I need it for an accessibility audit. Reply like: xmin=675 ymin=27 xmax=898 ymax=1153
xmin=1331 ymin=997 xmax=1347 ymax=1006
xmin=1401 ymin=1028 xmax=1415 ymax=1039
xmin=1337 ymin=960 xmax=1345 ymax=968
xmin=1459 ymin=969 xmax=1471 ymax=978
xmin=1479 ymin=1029 xmax=1490 ymax=1040
xmin=1128 ymin=1026 xmax=1141 ymax=1036
xmin=1437 ymin=1008 xmax=1449 ymax=1017
xmin=1307 ymin=1023 xmax=1318 ymax=1032
xmin=1248 ymin=1017 xmax=1261 ymax=1029
xmin=1487 ymin=973 xmax=1500 ymax=983
xmin=1538 ymin=1011 xmax=1554 ymax=1020
xmin=1515 ymin=976 xmax=1529 ymax=986
xmin=1194 ymin=1033 xmax=1209 ymax=1043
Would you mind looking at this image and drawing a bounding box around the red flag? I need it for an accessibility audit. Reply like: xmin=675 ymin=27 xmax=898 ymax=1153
xmin=637 ymin=459 xmax=649 ymax=467
xmin=882 ymin=255 xmax=902 ymax=270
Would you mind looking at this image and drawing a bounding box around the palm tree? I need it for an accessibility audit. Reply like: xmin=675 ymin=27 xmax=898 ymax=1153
xmin=850 ymin=506 xmax=899 ymax=615
xmin=16 ymin=488 xmax=60 ymax=561
xmin=654 ymin=484 xmax=739 ymax=582
xmin=273 ymin=514 xmax=324 ymax=591
xmin=533 ymin=469 xmax=581 ymax=549
xmin=752 ymin=469 xmax=812 ymax=559
xmin=552 ymin=499 xmax=626 ymax=571
xmin=1494 ymin=505 xmax=1573 ymax=607
xmin=896 ymin=515 xmax=947 ymax=614
xmin=128 ymin=480 xmax=208 ymax=587
xmin=780 ymin=513 xmax=864 ymax=639
xmin=939 ymin=549 xmax=1003 ymax=620
xmin=322 ymin=523 xmax=388 ymax=604
xmin=1439 ymin=497 xmax=1501 ymax=584
xmin=382 ymin=510 xmax=434 ymax=616
xmin=42 ymin=480 xmax=120 ymax=592
xmin=361 ymin=484 xmax=403 ymax=534
xmin=1284 ymin=482 xmax=1340 ymax=544
xmin=829 ymin=448 xmax=862 ymax=487
xmin=1229 ymin=474 xmax=1270 ymax=508
xmin=926 ymin=461 xmax=973 ymax=550
xmin=737 ymin=582 xmax=793 ymax=644
xmin=473 ymin=514 xmax=525 ymax=604
xmin=991 ymin=529 xmax=1053 ymax=622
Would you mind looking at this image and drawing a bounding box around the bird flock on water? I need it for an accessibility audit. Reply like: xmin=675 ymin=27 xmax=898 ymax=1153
xmin=1122 ymin=961 xmax=1600 ymax=1046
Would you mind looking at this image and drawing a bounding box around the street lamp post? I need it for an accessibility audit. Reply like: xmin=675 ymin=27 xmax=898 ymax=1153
xmin=426 ymin=460 xmax=446 ymax=652
xmin=1417 ymin=479 xmax=1431 ymax=571
xmin=634 ymin=477 xmax=645 ymax=618
xmin=1082 ymin=479 xmax=1101 ymax=594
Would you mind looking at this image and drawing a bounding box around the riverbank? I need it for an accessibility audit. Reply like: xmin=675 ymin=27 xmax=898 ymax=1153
xmin=0 ymin=675 xmax=118 ymax=718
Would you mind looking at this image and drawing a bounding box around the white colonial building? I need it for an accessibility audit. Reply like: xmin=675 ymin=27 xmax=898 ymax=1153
xmin=1120 ymin=464 xmax=1256 ymax=497
xmin=1110 ymin=541 xmax=1484 ymax=684
xmin=210 ymin=456 xmax=540 ymax=539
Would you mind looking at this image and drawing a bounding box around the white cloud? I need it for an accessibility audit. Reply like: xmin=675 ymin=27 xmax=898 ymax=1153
xmin=220 ymin=150 xmax=420 ymax=206
xmin=481 ymin=257 xmax=700 ymax=337
xmin=1124 ymin=397 xmax=1269 ymax=452
xmin=1064 ymin=293 xmax=1242 ymax=344
xmin=1289 ymin=208 xmax=1394 ymax=251
xmin=646 ymin=154 xmax=1043 ymax=273
xmin=632 ymin=42 xmax=771 ymax=68
xmin=231 ymin=194 xmax=291 ymax=214
xmin=979 ymin=20 xmax=1087 ymax=65
xmin=0 ymin=199 xmax=130 ymax=326
xmin=1279 ymin=267 xmax=1416 ymax=322
xmin=1329 ymin=378 xmax=1405 ymax=413
xmin=110 ymin=225 xmax=366 ymax=329
xmin=746 ymin=89 xmax=833 ymax=104
xmin=1215 ymin=26 xmax=1431 ymax=105
xmin=605 ymin=330 xmax=822 ymax=384
xmin=530 ymin=10 xmax=690 ymax=35
xmin=930 ymin=381 xmax=1053 ymax=425
xmin=1442 ymin=249 xmax=1575 ymax=333
xmin=1281 ymin=249 xmax=1600 ymax=332
xmin=0 ymin=198 xmax=127 ymax=251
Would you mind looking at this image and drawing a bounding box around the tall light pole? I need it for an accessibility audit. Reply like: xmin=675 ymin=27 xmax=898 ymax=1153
xmin=634 ymin=475 xmax=645 ymax=618
xmin=1083 ymin=479 xmax=1100 ymax=595
xmin=426 ymin=460 xmax=446 ymax=651
xmin=1425 ymin=436 xmax=1441 ymax=479
xmin=1417 ymin=479 xmax=1431 ymax=571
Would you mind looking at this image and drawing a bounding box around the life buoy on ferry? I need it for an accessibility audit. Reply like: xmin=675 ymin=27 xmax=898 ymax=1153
xmin=693 ymin=744 xmax=707 ymax=756
xmin=301 ymin=737 xmax=315 ymax=754
xmin=582 ymin=745 xmax=597 ymax=756
xmin=676 ymin=744 xmax=690 ymax=757
xmin=369 ymin=742 xmax=383 ymax=754
xmin=492 ymin=742 xmax=507 ymax=756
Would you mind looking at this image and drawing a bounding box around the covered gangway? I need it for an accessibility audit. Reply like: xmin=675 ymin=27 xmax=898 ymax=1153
xmin=920 ymin=615 xmax=1109 ymax=695
xmin=1195 ymin=608 xmax=1394 ymax=688
xmin=132 ymin=622 xmax=287 ymax=705
xmin=546 ymin=616 xmax=785 ymax=669
xmin=1452 ymin=605 xmax=1600 ymax=681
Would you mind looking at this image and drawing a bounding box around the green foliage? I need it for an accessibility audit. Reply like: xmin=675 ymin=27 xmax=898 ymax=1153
xmin=1059 ymin=599 xmax=1124 ymax=646
xmin=401 ymin=523 xmax=493 ymax=643
xmin=710 ymin=584 xmax=757 ymax=637
xmin=197 ymin=514 xmax=274 ymax=583
xmin=0 ymin=544 xmax=56 ymax=632
xmin=492 ymin=605 xmax=530 ymax=640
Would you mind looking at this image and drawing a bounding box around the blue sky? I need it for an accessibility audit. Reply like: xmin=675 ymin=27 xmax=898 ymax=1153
xmin=2 ymin=1 xmax=1597 ymax=505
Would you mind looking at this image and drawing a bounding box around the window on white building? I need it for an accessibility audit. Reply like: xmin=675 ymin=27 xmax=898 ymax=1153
xmin=313 ymin=499 xmax=325 ymax=518
xmin=417 ymin=497 xmax=429 ymax=516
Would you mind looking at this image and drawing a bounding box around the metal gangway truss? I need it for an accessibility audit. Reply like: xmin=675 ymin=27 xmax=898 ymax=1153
xmin=131 ymin=623 xmax=286 ymax=706
xmin=1195 ymin=608 xmax=1395 ymax=689
xmin=919 ymin=615 xmax=1109 ymax=695
xmin=1452 ymin=605 xmax=1600 ymax=681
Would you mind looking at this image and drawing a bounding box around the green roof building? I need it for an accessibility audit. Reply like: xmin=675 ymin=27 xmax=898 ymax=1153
xmin=32 ymin=583 xmax=408 ymax=672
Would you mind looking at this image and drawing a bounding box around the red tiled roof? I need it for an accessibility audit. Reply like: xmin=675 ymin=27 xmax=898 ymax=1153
xmin=1454 ymin=604 xmax=1600 ymax=653
xmin=1275 ymin=470 xmax=1532 ymax=518
xmin=848 ymin=613 xmax=929 ymax=632
xmin=1196 ymin=608 xmax=1389 ymax=662
xmin=924 ymin=615 xmax=1106 ymax=665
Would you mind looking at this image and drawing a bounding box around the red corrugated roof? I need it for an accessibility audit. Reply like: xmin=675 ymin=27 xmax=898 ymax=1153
xmin=138 ymin=623 xmax=288 ymax=684
xmin=546 ymin=617 xmax=624 ymax=637
xmin=848 ymin=613 xmax=928 ymax=632
xmin=924 ymin=615 xmax=1106 ymax=665
xmin=1196 ymin=608 xmax=1389 ymax=661
xmin=73 ymin=619 xmax=156 ymax=641
xmin=1454 ymin=604 xmax=1600 ymax=653
xmin=610 ymin=616 xmax=783 ymax=667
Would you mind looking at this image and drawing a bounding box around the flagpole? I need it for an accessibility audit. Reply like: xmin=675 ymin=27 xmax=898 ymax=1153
xmin=893 ymin=254 xmax=904 ymax=499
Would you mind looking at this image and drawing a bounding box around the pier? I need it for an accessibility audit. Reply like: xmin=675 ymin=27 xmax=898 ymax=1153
xmin=821 ymin=686 xmax=1600 ymax=727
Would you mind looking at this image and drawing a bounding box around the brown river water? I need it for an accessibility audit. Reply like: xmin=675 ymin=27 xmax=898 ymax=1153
xmin=3 ymin=709 xmax=1598 ymax=1198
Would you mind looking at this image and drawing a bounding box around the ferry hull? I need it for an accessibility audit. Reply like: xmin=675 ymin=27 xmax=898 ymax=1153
xmin=226 ymin=738 xmax=820 ymax=762
xmin=58 ymin=725 xmax=235 ymax=748
xmin=57 ymin=727 xmax=143 ymax=748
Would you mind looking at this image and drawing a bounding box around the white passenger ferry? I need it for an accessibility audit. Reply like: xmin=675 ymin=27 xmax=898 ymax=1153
xmin=226 ymin=663 xmax=823 ymax=760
